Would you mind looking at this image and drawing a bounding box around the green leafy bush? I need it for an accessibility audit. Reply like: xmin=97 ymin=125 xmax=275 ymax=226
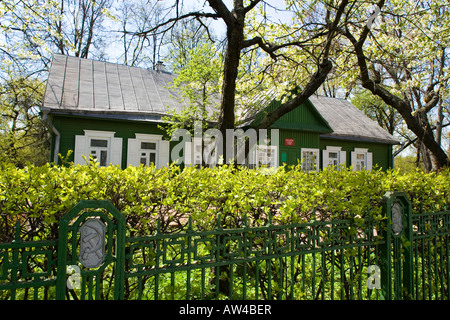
xmin=0 ymin=161 xmax=449 ymax=242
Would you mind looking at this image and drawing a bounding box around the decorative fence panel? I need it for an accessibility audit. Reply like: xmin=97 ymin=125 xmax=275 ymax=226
xmin=0 ymin=191 xmax=449 ymax=300
xmin=0 ymin=224 xmax=57 ymax=300
xmin=411 ymin=208 xmax=450 ymax=299
xmin=124 ymin=215 xmax=383 ymax=300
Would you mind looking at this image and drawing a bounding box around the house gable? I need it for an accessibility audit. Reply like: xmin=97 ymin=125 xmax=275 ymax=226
xmin=249 ymin=99 xmax=333 ymax=134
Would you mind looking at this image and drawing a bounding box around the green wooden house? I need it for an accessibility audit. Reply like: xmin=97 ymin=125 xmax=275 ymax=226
xmin=42 ymin=54 xmax=399 ymax=171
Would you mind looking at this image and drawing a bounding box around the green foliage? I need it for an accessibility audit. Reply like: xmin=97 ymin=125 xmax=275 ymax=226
xmin=162 ymin=41 xmax=222 ymax=137
xmin=0 ymin=76 xmax=50 ymax=167
xmin=0 ymin=162 xmax=449 ymax=244
xmin=394 ymin=156 xmax=425 ymax=174
xmin=351 ymin=88 xmax=402 ymax=136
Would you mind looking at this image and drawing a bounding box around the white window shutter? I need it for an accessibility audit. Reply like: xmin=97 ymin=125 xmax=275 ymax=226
xmin=74 ymin=135 xmax=88 ymax=165
xmin=126 ymin=138 xmax=140 ymax=167
xmin=272 ymin=145 xmax=279 ymax=168
xmin=351 ymin=151 xmax=357 ymax=171
xmin=314 ymin=150 xmax=320 ymax=171
xmin=366 ymin=152 xmax=373 ymax=170
xmin=322 ymin=150 xmax=329 ymax=169
xmin=339 ymin=151 xmax=347 ymax=167
xmin=158 ymin=140 xmax=170 ymax=169
xmin=110 ymin=137 xmax=123 ymax=167
xmin=193 ymin=137 xmax=202 ymax=165
xmin=184 ymin=141 xmax=192 ymax=166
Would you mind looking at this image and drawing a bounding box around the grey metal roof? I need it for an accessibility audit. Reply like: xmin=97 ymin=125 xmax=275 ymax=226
xmin=43 ymin=54 xmax=399 ymax=145
xmin=310 ymin=95 xmax=399 ymax=145
xmin=42 ymin=54 xmax=191 ymax=117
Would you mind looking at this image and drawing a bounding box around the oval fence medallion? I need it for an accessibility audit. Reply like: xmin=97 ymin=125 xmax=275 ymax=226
xmin=79 ymin=219 xmax=106 ymax=268
xmin=391 ymin=202 xmax=403 ymax=236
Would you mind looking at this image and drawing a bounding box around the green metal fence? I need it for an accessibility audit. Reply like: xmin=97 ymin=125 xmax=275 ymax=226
xmin=411 ymin=207 xmax=450 ymax=299
xmin=0 ymin=224 xmax=57 ymax=300
xmin=1 ymin=191 xmax=449 ymax=300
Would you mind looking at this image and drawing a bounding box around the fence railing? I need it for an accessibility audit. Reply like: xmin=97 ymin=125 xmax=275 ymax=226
xmin=124 ymin=215 xmax=383 ymax=300
xmin=0 ymin=192 xmax=449 ymax=300
xmin=411 ymin=208 xmax=450 ymax=299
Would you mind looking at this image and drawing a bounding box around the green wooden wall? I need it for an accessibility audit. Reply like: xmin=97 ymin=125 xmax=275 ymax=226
xmin=250 ymin=99 xmax=333 ymax=134
xmin=50 ymin=114 xmax=168 ymax=167
xmin=49 ymin=114 xmax=394 ymax=171
xmin=319 ymin=138 xmax=393 ymax=170
xmin=278 ymin=130 xmax=320 ymax=166
xmin=278 ymin=135 xmax=393 ymax=170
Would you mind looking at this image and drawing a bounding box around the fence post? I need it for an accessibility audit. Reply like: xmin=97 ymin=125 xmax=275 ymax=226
xmin=380 ymin=191 xmax=414 ymax=300
xmin=56 ymin=200 xmax=126 ymax=300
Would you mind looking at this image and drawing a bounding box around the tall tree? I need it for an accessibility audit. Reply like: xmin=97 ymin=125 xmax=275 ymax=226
xmin=135 ymin=0 xmax=351 ymax=162
xmin=116 ymin=0 xmax=167 ymax=68
xmin=0 ymin=0 xmax=113 ymax=75
xmin=337 ymin=0 xmax=450 ymax=170
xmin=0 ymin=0 xmax=114 ymax=166
xmin=0 ymin=76 xmax=49 ymax=167
xmin=163 ymin=40 xmax=223 ymax=137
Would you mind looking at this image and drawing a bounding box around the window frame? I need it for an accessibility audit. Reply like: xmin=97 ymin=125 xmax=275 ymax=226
xmin=301 ymin=148 xmax=320 ymax=172
xmin=134 ymin=134 xmax=162 ymax=168
xmin=256 ymin=144 xmax=278 ymax=168
xmin=74 ymin=130 xmax=122 ymax=167
xmin=351 ymin=148 xmax=373 ymax=171
xmin=322 ymin=146 xmax=346 ymax=170
xmin=127 ymin=133 xmax=171 ymax=169
xmin=89 ymin=138 xmax=110 ymax=166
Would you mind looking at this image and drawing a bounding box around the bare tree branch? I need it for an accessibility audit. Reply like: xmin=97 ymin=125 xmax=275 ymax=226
xmin=255 ymin=0 xmax=350 ymax=129
xmin=206 ymin=0 xmax=235 ymax=27
xmin=244 ymin=0 xmax=263 ymax=14
xmin=133 ymin=11 xmax=220 ymax=37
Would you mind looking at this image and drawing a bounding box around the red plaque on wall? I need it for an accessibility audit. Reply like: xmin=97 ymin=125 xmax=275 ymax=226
xmin=284 ymin=138 xmax=295 ymax=146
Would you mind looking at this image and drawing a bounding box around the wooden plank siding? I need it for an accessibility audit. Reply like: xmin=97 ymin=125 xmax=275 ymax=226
xmin=251 ymin=99 xmax=333 ymax=134
xmin=278 ymin=130 xmax=320 ymax=167
xmin=50 ymin=115 xmax=169 ymax=168
xmin=319 ymin=138 xmax=393 ymax=170
xmin=50 ymin=115 xmax=393 ymax=171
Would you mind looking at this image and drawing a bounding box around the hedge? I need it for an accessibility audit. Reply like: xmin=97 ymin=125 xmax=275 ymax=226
xmin=0 ymin=161 xmax=449 ymax=242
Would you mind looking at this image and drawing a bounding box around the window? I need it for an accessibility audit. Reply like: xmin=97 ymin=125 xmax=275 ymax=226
xmin=351 ymin=148 xmax=373 ymax=171
xmin=322 ymin=146 xmax=346 ymax=169
xmin=329 ymin=152 xmax=339 ymax=165
xmin=355 ymin=153 xmax=365 ymax=171
xmin=126 ymin=133 xmax=170 ymax=169
xmin=183 ymin=137 xmax=204 ymax=167
xmin=193 ymin=137 xmax=203 ymax=165
xmin=301 ymin=148 xmax=319 ymax=172
xmin=139 ymin=142 xmax=157 ymax=166
xmin=90 ymin=138 xmax=109 ymax=166
xmin=256 ymin=145 xmax=278 ymax=168
xmin=74 ymin=130 xmax=122 ymax=167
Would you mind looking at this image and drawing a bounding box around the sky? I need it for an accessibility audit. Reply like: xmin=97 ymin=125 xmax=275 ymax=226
xmin=189 ymin=0 xmax=295 ymax=39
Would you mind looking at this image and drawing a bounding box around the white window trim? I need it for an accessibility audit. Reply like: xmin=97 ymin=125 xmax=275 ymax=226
xmin=351 ymin=148 xmax=373 ymax=171
xmin=183 ymin=137 xmax=203 ymax=167
xmin=256 ymin=144 xmax=278 ymax=168
xmin=84 ymin=130 xmax=116 ymax=138
xmin=127 ymin=133 xmax=170 ymax=169
xmin=301 ymin=148 xmax=320 ymax=172
xmin=322 ymin=146 xmax=346 ymax=169
xmin=74 ymin=130 xmax=122 ymax=167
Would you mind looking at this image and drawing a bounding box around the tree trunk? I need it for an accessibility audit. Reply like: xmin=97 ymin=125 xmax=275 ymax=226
xmin=343 ymin=14 xmax=449 ymax=170
xmin=217 ymin=6 xmax=245 ymax=162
